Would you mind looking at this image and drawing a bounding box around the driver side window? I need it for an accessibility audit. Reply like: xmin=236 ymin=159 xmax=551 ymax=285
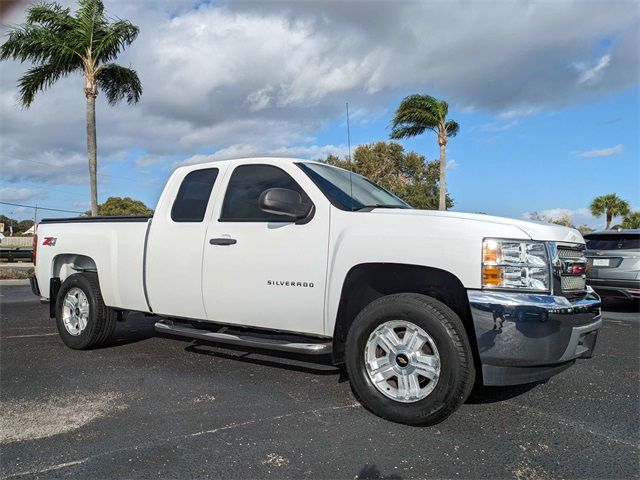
xmin=220 ymin=164 xmax=311 ymax=222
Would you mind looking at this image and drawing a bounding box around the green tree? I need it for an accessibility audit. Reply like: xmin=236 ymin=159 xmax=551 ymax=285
xmin=88 ymin=196 xmax=153 ymax=216
xmin=16 ymin=220 xmax=35 ymax=233
xmin=320 ymin=141 xmax=452 ymax=210
xmin=390 ymin=94 xmax=459 ymax=211
xmin=589 ymin=194 xmax=630 ymax=230
xmin=577 ymin=225 xmax=594 ymax=236
xmin=529 ymin=211 xmax=575 ymax=228
xmin=622 ymin=211 xmax=640 ymax=229
xmin=0 ymin=0 xmax=142 ymax=216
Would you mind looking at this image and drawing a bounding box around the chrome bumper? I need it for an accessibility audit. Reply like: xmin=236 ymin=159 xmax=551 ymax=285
xmin=467 ymin=287 xmax=601 ymax=386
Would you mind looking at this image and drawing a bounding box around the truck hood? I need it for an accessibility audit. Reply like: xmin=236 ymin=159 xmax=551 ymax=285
xmin=370 ymin=209 xmax=585 ymax=244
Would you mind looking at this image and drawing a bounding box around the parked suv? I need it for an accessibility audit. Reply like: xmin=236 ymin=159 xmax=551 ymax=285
xmin=584 ymin=230 xmax=640 ymax=300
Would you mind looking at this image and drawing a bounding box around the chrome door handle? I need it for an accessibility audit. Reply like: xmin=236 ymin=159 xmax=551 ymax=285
xmin=209 ymin=238 xmax=237 ymax=246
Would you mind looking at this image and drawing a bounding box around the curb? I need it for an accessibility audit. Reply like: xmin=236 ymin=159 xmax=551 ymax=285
xmin=0 ymin=279 xmax=30 ymax=286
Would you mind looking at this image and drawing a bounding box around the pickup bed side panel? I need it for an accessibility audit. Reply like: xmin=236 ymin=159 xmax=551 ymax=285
xmin=323 ymin=209 xmax=530 ymax=336
xmin=35 ymin=221 xmax=150 ymax=312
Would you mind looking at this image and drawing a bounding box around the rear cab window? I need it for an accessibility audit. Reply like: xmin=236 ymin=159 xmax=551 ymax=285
xmin=171 ymin=168 xmax=219 ymax=222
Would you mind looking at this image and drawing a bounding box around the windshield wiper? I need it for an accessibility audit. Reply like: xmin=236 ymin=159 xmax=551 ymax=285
xmin=352 ymin=204 xmax=408 ymax=211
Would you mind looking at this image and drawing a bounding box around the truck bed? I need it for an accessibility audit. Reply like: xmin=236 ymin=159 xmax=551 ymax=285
xmin=35 ymin=216 xmax=152 ymax=313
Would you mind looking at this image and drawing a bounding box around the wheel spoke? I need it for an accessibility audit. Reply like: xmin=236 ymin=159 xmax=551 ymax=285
xmin=63 ymin=298 xmax=76 ymax=310
xmin=414 ymin=353 xmax=439 ymax=380
xmin=408 ymin=373 xmax=421 ymax=398
xmin=397 ymin=374 xmax=410 ymax=399
xmin=403 ymin=326 xmax=425 ymax=352
xmin=375 ymin=326 xmax=401 ymax=353
xmin=370 ymin=361 xmax=396 ymax=382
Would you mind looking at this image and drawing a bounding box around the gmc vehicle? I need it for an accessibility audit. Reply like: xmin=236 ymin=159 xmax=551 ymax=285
xmin=30 ymin=158 xmax=601 ymax=425
xmin=584 ymin=230 xmax=640 ymax=300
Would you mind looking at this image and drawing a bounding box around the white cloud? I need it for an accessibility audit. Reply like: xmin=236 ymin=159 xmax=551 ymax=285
xmin=522 ymin=207 xmax=601 ymax=228
xmin=0 ymin=0 xmax=637 ymax=191
xmin=178 ymin=143 xmax=348 ymax=167
xmin=576 ymin=144 xmax=623 ymax=158
xmin=446 ymin=159 xmax=459 ymax=170
xmin=498 ymin=107 xmax=541 ymax=119
xmin=576 ymin=54 xmax=611 ymax=85
xmin=0 ymin=187 xmax=41 ymax=203
xmin=479 ymin=120 xmax=519 ymax=132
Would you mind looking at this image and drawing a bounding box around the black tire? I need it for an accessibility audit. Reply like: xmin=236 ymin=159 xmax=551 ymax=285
xmin=345 ymin=293 xmax=475 ymax=426
xmin=55 ymin=273 xmax=116 ymax=349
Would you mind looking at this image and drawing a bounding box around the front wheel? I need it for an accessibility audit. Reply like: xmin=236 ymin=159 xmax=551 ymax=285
xmin=55 ymin=273 xmax=116 ymax=349
xmin=345 ymin=293 xmax=475 ymax=426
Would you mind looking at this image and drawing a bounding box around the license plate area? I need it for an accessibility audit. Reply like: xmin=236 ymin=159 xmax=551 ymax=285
xmin=592 ymin=258 xmax=610 ymax=267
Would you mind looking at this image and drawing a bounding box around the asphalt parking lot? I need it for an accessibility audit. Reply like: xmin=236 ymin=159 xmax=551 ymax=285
xmin=1 ymin=284 xmax=638 ymax=479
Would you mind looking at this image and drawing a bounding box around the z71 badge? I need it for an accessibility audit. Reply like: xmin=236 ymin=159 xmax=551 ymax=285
xmin=42 ymin=237 xmax=57 ymax=246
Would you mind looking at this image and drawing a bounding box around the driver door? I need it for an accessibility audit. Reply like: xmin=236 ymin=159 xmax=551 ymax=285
xmin=202 ymin=163 xmax=329 ymax=335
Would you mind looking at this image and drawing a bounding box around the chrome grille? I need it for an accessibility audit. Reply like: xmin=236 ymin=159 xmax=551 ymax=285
xmin=561 ymin=275 xmax=586 ymax=292
xmin=557 ymin=244 xmax=587 ymax=293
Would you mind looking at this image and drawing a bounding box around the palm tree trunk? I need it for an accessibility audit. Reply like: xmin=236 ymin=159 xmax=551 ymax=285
xmin=606 ymin=211 xmax=612 ymax=230
xmin=86 ymin=94 xmax=98 ymax=216
xmin=438 ymin=143 xmax=447 ymax=210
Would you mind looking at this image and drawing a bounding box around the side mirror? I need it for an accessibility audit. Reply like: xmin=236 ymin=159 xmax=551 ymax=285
xmin=258 ymin=188 xmax=311 ymax=221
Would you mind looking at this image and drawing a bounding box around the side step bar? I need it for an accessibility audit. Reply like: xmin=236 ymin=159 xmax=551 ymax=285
xmin=155 ymin=320 xmax=332 ymax=355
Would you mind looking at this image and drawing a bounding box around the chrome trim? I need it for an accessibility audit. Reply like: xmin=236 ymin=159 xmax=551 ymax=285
xmin=467 ymin=286 xmax=601 ymax=385
xmin=547 ymin=242 xmax=587 ymax=295
xmin=155 ymin=320 xmax=332 ymax=355
xmin=468 ymin=287 xmax=601 ymax=312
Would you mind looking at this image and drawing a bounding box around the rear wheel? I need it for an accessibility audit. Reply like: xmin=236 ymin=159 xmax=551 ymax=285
xmin=345 ymin=293 xmax=475 ymax=426
xmin=55 ymin=273 xmax=116 ymax=349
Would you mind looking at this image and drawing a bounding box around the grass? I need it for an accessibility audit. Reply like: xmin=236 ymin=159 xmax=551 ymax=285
xmin=0 ymin=268 xmax=34 ymax=280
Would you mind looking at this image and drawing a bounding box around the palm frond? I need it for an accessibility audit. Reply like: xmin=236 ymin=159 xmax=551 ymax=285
xmin=390 ymin=124 xmax=429 ymax=139
xmin=17 ymin=62 xmax=74 ymax=106
xmin=445 ymin=120 xmax=460 ymax=138
xmin=93 ymin=20 xmax=139 ymax=63
xmin=390 ymin=94 xmax=446 ymax=140
xmin=1 ymin=25 xmax=77 ymax=63
xmin=97 ymin=63 xmax=142 ymax=105
xmin=26 ymin=2 xmax=74 ymax=28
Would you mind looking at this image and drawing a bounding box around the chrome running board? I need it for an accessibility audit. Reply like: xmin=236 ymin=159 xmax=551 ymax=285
xmin=155 ymin=320 xmax=332 ymax=355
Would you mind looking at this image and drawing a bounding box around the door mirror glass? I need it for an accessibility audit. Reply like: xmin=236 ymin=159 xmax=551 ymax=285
xmin=258 ymin=188 xmax=311 ymax=220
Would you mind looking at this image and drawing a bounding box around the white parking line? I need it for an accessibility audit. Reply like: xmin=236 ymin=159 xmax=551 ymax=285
xmin=2 ymin=333 xmax=58 ymax=339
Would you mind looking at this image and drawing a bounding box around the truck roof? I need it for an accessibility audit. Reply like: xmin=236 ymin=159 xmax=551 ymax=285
xmin=178 ymin=156 xmax=313 ymax=171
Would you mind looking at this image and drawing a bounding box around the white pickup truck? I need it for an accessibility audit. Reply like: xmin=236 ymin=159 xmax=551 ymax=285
xmin=31 ymin=157 xmax=602 ymax=425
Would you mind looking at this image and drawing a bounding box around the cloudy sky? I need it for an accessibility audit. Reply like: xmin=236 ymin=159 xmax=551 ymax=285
xmin=1 ymin=0 xmax=638 ymax=228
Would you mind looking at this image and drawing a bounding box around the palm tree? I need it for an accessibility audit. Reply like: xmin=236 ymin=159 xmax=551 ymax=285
xmin=589 ymin=194 xmax=630 ymax=230
xmin=390 ymin=94 xmax=459 ymax=210
xmin=0 ymin=0 xmax=142 ymax=216
xmin=622 ymin=211 xmax=640 ymax=229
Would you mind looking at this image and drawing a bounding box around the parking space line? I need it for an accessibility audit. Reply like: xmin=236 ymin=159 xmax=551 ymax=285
xmin=503 ymin=401 xmax=638 ymax=448
xmin=2 ymin=333 xmax=58 ymax=339
xmin=2 ymin=403 xmax=361 ymax=478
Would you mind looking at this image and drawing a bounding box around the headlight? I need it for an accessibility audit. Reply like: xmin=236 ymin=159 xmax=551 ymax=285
xmin=482 ymin=238 xmax=550 ymax=291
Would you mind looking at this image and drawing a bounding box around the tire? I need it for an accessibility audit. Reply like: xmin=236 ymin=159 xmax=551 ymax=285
xmin=345 ymin=293 xmax=475 ymax=426
xmin=55 ymin=273 xmax=116 ymax=349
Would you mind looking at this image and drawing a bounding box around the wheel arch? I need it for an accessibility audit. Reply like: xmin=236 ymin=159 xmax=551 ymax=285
xmin=331 ymin=263 xmax=479 ymax=370
xmin=49 ymin=254 xmax=99 ymax=318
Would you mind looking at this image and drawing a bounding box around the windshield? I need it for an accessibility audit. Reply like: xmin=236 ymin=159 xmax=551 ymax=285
xmin=297 ymin=162 xmax=411 ymax=211
xmin=585 ymin=233 xmax=640 ymax=250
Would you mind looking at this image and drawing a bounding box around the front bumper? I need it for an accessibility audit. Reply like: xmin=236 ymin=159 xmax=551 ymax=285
xmin=467 ymin=287 xmax=601 ymax=386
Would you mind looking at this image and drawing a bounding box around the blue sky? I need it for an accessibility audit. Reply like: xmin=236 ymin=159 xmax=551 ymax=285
xmin=1 ymin=0 xmax=638 ymax=229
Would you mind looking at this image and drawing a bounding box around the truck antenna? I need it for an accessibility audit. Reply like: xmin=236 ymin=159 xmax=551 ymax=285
xmin=346 ymin=102 xmax=354 ymax=211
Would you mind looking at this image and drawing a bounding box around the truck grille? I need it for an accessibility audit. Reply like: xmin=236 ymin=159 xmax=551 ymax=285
xmin=556 ymin=244 xmax=587 ymax=294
